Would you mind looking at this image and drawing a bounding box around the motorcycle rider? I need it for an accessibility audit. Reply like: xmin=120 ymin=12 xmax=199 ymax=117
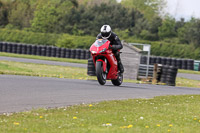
xmin=96 ymin=25 xmax=124 ymax=73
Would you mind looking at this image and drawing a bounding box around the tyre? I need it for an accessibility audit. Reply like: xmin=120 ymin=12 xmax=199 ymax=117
xmin=171 ymin=58 xmax=176 ymax=67
xmin=181 ymin=59 xmax=187 ymax=70
xmin=46 ymin=46 xmax=52 ymax=57
xmin=56 ymin=48 xmax=61 ymax=57
xmin=140 ymin=55 xmax=147 ymax=64
xmin=17 ymin=44 xmax=22 ymax=54
xmin=36 ymin=46 xmax=41 ymax=56
xmin=41 ymin=46 xmax=46 ymax=56
xmin=87 ymin=58 xmax=96 ymax=76
xmin=166 ymin=58 xmax=172 ymax=66
xmin=96 ymin=61 xmax=106 ymax=85
xmin=187 ymin=59 xmax=194 ymax=70
xmin=21 ymin=44 xmax=27 ymax=54
xmin=85 ymin=50 xmax=91 ymax=59
xmin=0 ymin=42 xmax=2 ymax=51
xmin=111 ymin=73 xmax=123 ymax=86
xmin=32 ymin=45 xmax=37 ymax=55
xmin=26 ymin=45 xmax=32 ymax=55
xmin=66 ymin=49 xmax=71 ymax=58
xmin=12 ymin=44 xmax=17 ymax=53
xmin=60 ymin=48 xmax=66 ymax=58
xmin=7 ymin=43 xmax=12 ymax=53
xmin=161 ymin=57 xmax=167 ymax=65
xmin=80 ymin=50 xmax=86 ymax=59
xmin=176 ymin=59 xmax=182 ymax=69
xmin=70 ymin=49 xmax=76 ymax=59
xmin=75 ymin=49 xmax=81 ymax=59
xmin=156 ymin=57 xmax=161 ymax=64
xmin=87 ymin=71 xmax=96 ymax=76
xmin=2 ymin=42 xmax=7 ymax=52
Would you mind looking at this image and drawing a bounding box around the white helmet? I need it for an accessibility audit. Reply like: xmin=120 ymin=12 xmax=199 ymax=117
xmin=100 ymin=25 xmax=111 ymax=39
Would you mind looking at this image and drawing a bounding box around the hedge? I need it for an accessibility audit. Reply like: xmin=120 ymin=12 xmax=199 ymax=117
xmin=0 ymin=29 xmax=95 ymax=49
xmin=0 ymin=28 xmax=199 ymax=59
xmin=123 ymin=37 xmax=200 ymax=60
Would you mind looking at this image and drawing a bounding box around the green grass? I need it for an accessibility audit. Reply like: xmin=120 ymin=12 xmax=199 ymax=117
xmin=178 ymin=69 xmax=200 ymax=75
xmin=0 ymin=60 xmax=200 ymax=88
xmin=0 ymin=52 xmax=88 ymax=64
xmin=0 ymin=60 xmax=95 ymax=80
xmin=1 ymin=95 xmax=200 ymax=133
xmin=176 ymin=77 xmax=200 ymax=88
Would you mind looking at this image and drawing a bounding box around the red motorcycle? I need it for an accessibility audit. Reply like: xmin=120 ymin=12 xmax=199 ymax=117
xmin=90 ymin=39 xmax=123 ymax=86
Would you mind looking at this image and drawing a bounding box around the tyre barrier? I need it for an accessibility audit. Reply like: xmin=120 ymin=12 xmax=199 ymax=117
xmin=46 ymin=46 xmax=52 ymax=57
xmin=160 ymin=65 xmax=178 ymax=86
xmin=60 ymin=48 xmax=66 ymax=58
xmin=187 ymin=59 xmax=194 ymax=70
xmin=2 ymin=42 xmax=7 ymax=52
xmin=56 ymin=47 xmax=61 ymax=58
xmin=140 ymin=55 xmax=195 ymax=71
xmin=70 ymin=49 xmax=76 ymax=59
xmin=66 ymin=49 xmax=71 ymax=58
xmin=26 ymin=45 xmax=32 ymax=55
xmin=41 ymin=46 xmax=47 ymax=56
xmin=51 ymin=47 xmax=56 ymax=57
xmin=0 ymin=41 xmax=91 ymax=60
xmin=75 ymin=49 xmax=81 ymax=59
xmin=7 ymin=43 xmax=12 ymax=53
xmin=87 ymin=58 xmax=96 ymax=76
xmin=17 ymin=44 xmax=22 ymax=54
xmin=32 ymin=45 xmax=37 ymax=55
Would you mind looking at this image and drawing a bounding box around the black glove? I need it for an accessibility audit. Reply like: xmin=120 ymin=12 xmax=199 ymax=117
xmin=109 ymin=45 xmax=114 ymax=49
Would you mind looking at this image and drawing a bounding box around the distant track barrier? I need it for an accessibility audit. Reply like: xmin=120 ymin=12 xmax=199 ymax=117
xmin=0 ymin=42 xmax=91 ymax=60
xmin=140 ymin=55 xmax=199 ymax=71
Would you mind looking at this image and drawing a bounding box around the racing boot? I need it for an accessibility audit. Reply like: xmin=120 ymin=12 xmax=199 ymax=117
xmin=118 ymin=61 xmax=124 ymax=73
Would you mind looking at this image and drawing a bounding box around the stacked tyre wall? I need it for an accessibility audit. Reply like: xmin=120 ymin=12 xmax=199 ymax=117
xmin=0 ymin=42 xmax=91 ymax=60
xmin=160 ymin=65 xmax=178 ymax=86
xmin=140 ymin=55 xmax=195 ymax=70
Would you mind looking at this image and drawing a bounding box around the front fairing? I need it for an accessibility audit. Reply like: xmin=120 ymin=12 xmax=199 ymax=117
xmin=90 ymin=39 xmax=110 ymax=54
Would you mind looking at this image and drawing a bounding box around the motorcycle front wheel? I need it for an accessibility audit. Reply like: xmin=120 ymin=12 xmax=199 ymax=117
xmin=96 ymin=61 xmax=107 ymax=85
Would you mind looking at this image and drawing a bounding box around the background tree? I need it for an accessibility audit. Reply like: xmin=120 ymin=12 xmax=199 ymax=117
xmin=158 ymin=16 xmax=176 ymax=39
xmin=30 ymin=0 xmax=75 ymax=33
xmin=178 ymin=18 xmax=200 ymax=47
xmin=77 ymin=0 xmax=116 ymax=6
xmin=0 ymin=0 xmax=9 ymax=27
xmin=121 ymin=0 xmax=166 ymax=20
xmin=8 ymin=0 xmax=34 ymax=29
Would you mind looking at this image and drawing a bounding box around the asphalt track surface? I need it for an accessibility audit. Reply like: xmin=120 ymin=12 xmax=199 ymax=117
xmin=1 ymin=75 xmax=200 ymax=114
xmin=0 ymin=56 xmax=200 ymax=113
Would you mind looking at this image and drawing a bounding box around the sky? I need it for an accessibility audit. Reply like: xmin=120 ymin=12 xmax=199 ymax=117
xmin=117 ymin=0 xmax=200 ymax=20
xmin=166 ymin=0 xmax=200 ymax=20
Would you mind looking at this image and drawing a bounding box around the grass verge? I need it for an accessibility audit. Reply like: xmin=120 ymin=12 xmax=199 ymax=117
xmin=0 ymin=60 xmax=200 ymax=88
xmin=1 ymin=95 xmax=200 ymax=133
xmin=0 ymin=52 xmax=88 ymax=64
xmin=176 ymin=77 xmax=200 ymax=88
xmin=0 ymin=60 xmax=94 ymax=80
xmin=178 ymin=69 xmax=200 ymax=75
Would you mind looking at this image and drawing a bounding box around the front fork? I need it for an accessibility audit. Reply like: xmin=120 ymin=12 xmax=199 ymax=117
xmin=96 ymin=58 xmax=108 ymax=73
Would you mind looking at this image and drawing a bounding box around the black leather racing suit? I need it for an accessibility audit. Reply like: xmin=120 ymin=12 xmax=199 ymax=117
xmin=96 ymin=32 xmax=124 ymax=73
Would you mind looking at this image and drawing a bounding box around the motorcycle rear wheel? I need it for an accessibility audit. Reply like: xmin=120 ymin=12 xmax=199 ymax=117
xmin=111 ymin=73 xmax=123 ymax=86
xmin=96 ymin=61 xmax=107 ymax=85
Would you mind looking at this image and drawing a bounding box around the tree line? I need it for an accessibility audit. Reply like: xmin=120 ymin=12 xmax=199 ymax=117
xmin=0 ymin=0 xmax=200 ymax=48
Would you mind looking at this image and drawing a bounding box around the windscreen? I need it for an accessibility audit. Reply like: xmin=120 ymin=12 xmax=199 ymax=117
xmin=94 ymin=39 xmax=108 ymax=47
